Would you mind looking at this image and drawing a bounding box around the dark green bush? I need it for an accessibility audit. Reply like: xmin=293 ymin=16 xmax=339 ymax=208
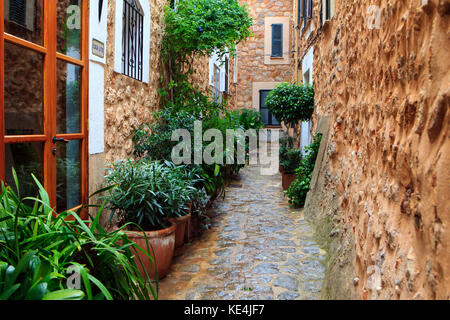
xmin=285 ymin=133 xmax=322 ymax=208
xmin=280 ymin=148 xmax=303 ymax=174
xmin=265 ymin=82 xmax=314 ymax=126
xmin=234 ymin=108 xmax=264 ymax=131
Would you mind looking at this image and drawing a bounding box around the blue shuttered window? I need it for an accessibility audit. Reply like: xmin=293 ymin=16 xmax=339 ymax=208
xmin=271 ymin=24 xmax=283 ymax=58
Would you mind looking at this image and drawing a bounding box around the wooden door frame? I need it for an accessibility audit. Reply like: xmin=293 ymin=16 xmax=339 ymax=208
xmin=0 ymin=1 xmax=89 ymax=212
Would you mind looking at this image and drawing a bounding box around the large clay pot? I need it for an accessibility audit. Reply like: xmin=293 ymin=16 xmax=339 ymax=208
xmin=170 ymin=213 xmax=191 ymax=256
xmin=282 ymin=172 xmax=297 ymax=191
xmin=126 ymin=221 xmax=176 ymax=280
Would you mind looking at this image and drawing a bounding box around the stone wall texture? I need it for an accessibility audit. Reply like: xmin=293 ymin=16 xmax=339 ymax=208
xmin=236 ymin=0 xmax=295 ymax=110
xmin=103 ymin=0 xmax=225 ymax=165
xmin=299 ymin=0 xmax=450 ymax=299
xmin=104 ymin=0 xmax=167 ymax=164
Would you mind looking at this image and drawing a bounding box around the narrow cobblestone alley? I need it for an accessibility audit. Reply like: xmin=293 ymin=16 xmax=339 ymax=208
xmin=158 ymin=162 xmax=326 ymax=300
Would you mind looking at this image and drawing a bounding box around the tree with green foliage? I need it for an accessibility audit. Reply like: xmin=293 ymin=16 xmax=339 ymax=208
xmin=264 ymin=82 xmax=314 ymax=126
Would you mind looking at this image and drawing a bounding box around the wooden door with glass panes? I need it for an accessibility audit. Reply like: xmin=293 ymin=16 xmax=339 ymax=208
xmin=0 ymin=0 xmax=88 ymax=214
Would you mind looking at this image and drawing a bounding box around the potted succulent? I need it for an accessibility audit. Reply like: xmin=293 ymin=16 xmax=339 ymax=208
xmin=280 ymin=148 xmax=302 ymax=191
xmin=104 ymin=160 xmax=196 ymax=279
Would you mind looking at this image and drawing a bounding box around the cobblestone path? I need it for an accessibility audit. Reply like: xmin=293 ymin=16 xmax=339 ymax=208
xmin=158 ymin=162 xmax=325 ymax=300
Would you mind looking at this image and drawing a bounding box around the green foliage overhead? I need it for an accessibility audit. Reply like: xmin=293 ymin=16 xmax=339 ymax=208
xmin=162 ymin=0 xmax=253 ymax=103
xmin=265 ymin=82 xmax=314 ymax=126
xmin=163 ymin=0 xmax=253 ymax=61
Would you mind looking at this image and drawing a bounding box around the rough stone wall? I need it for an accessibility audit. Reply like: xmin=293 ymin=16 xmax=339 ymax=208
xmin=190 ymin=55 xmax=210 ymax=93
xmin=103 ymin=0 xmax=222 ymax=165
xmin=236 ymin=0 xmax=294 ymax=110
xmin=104 ymin=0 xmax=168 ymax=165
xmin=300 ymin=0 xmax=450 ymax=299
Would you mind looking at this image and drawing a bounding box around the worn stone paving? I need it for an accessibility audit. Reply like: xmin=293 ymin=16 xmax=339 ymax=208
xmin=158 ymin=162 xmax=325 ymax=300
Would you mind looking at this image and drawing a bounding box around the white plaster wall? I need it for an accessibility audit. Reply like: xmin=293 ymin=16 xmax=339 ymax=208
xmin=300 ymin=46 xmax=314 ymax=155
xmin=88 ymin=0 xmax=108 ymax=155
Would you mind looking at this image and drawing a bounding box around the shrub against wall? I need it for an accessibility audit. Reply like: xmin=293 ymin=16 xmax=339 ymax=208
xmin=286 ymin=133 xmax=322 ymax=208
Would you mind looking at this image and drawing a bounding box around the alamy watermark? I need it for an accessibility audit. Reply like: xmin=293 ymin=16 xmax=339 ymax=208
xmin=66 ymin=265 xmax=81 ymax=290
xmin=170 ymin=121 xmax=280 ymax=176
xmin=367 ymin=5 xmax=381 ymax=30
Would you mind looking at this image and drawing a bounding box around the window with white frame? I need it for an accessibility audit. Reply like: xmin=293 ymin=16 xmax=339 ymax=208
xmin=114 ymin=0 xmax=150 ymax=83
xmin=224 ymin=56 xmax=229 ymax=94
xmin=209 ymin=50 xmax=229 ymax=98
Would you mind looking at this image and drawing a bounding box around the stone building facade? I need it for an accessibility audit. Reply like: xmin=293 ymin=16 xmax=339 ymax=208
xmin=295 ymin=0 xmax=450 ymax=299
xmin=235 ymin=0 xmax=294 ymax=119
xmin=90 ymin=0 xmax=233 ymax=212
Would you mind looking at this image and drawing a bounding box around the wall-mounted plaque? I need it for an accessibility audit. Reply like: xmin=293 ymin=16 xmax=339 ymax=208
xmin=92 ymin=39 xmax=104 ymax=58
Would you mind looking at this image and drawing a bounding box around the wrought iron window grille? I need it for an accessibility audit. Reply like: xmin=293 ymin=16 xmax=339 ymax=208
xmin=122 ymin=0 xmax=144 ymax=81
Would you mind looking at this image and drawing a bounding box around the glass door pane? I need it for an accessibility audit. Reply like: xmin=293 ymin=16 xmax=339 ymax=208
xmin=4 ymin=41 xmax=44 ymax=135
xmin=56 ymin=139 xmax=81 ymax=211
xmin=4 ymin=142 xmax=44 ymax=197
xmin=260 ymin=90 xmax=280 ymax=126
xmin=57 ymin=0 xmax=82 ymax=59
xmin=56 ymin=60 xmax=81 ymax=134
xmin=4 ymin=0 xmax=44 ymax=45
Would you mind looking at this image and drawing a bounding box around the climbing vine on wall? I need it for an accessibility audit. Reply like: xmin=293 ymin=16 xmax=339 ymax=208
xmin=161 ymin=0 xmax=253 ymax=104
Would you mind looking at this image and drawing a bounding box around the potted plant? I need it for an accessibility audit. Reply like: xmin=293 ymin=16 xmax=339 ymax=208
xmin=104 ymin=160 xmax=196 ymax=279
xmin=166 ymin=163 xmax=203 ymax=256
xmin=279 ymin=136 xmax=295 ymax=173
xmin=186 ymin=188 xmax=210 ymax=242
xmin=280 ymin=148 xmax=303 ymax=191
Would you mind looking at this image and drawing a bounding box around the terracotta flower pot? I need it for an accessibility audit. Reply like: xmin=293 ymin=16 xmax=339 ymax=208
xmin=170 ymin=213 xmax=191 ymax=256
xmin=126 ymin=221 xmax=176 ymax=280
xmin=282 ymin=172 xmax=297 ymax=191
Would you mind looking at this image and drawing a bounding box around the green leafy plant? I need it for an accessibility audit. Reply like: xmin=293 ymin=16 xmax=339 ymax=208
xmin=279 ymin=136 xmax=296 ymax=168
xmin=163 ymin=0 xmax=252 ymax=60
xmin=285 ymin=133 xmax=322 ymax=208
xmin=265 ymin=82 xmax=314 ymax=126
xmin=280 ymin=148 xmax=303 ymax=174
xmin=161 ymin=0 xmax=252 ymax=104
xmin=0 ymin=170 xmax=157 ymax=300
xmin=234 ymin=108 xmax=264 ymax=131
xmin=0 ymin=251 xmax=84 ymax=300
xmin=104 ymin=160 xmax=200 ymax=230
